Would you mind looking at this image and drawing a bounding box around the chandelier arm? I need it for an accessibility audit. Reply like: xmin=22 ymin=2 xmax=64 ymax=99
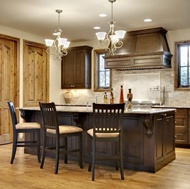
xmin=49 ymin=41 xmax=58 ymax=54
xmin=96 ymin=0 xmax=126 ymax=55
xmin=115 ymin=41 xmax=123 ymax=48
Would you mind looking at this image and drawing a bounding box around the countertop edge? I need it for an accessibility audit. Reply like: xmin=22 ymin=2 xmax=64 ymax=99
xmin=18 ymin=106 xmax=176 ymax=114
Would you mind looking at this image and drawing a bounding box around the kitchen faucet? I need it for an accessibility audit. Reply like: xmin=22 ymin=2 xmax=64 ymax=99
xmin=161 ymin=86 xmax=166 ymax=105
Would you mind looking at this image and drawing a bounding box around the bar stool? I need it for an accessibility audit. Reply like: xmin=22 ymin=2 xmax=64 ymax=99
xmin=87 ymin=103 xmax=125 ymax=181
xmin=7 ymin=101 xmax=41 ymax=164
xmin=39 ymin=102 xmax=83 ymax=174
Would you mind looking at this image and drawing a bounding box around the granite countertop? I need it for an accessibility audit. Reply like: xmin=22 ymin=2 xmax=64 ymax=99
xmin=152 ymin=105 xmax=190 ymax=108
xmin=19 ymin=105 xmax=176 ymax=115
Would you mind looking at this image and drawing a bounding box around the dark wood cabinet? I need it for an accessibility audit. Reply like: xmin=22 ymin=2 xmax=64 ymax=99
xmin=175 ymin=108 xmax=189 ymax=145
xmin=153 ymin=107 xmax=190 ymax=146
xmin=61 ymin=45 xmax=92 ymax=89
xmin=154 ymin=112 xmax=175 ymax=166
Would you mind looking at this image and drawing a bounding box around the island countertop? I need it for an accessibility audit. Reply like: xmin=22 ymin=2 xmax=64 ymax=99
xmin=18 ymin=105 xmax=176 ymax=114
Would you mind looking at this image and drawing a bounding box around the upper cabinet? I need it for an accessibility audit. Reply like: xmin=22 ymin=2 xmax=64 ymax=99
xmin=61 ymin=46 xmax=93 ymax=89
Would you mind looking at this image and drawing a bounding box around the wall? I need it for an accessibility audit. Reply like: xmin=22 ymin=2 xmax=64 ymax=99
xmin=1 ymin=25 xmax=190 ymax=106
xmin=63 ymin=28 xmax=190 ymax=106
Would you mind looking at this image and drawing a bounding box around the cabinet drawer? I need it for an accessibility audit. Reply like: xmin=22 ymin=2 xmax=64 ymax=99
xmin=175 ymin=134 xmax=187 ymax=143
xmin=176 ymin=126 xmax=186 ymax=133
xmin=175 ymin=118 xmax=186 ymax=127
xmin=175 ymin=109 xmax=188 ymax=117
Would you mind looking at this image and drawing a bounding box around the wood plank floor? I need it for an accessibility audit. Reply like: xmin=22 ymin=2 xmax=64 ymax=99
xmin=0 ymin=144 xmax=190 ymax=189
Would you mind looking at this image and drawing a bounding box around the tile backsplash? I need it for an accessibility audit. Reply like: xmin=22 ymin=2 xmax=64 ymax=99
xmin=123 ymin=72 xmax=161 ymax=103
xmin=61 ymin=68 xmax=190 ymax=107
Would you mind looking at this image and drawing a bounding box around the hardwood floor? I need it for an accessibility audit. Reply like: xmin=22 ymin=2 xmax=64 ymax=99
xmin=0 ymin=144 xmax=190 ymax=189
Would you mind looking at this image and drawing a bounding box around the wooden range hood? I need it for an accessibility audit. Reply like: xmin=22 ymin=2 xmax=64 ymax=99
xmin=104 ymin=27 xmax=173 ymax=70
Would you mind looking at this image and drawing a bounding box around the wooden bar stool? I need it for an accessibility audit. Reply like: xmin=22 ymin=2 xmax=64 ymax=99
xmin=7 ymin=101 xmax=41 ymax=164
xmin=87 ymin=103 xmax=125 ymax=181
xmin=39 ymin=102 xmax=83 ymax=174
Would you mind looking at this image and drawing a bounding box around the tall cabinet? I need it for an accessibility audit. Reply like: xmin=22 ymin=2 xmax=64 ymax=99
xmin=61 ymin=46 xmax=93 ymax=89
xmin=175 ymin=108 xmax=189 ymax=146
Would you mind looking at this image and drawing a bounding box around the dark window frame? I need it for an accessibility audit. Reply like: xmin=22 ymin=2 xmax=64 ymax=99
xmin=174 ymin=40 xmax=190 ymax=90
xmin=94 ymin=49 xmax=112 ymax=92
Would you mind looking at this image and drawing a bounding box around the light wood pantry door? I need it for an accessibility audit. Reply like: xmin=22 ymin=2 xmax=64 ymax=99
xmin=23 ymin=40 xmax=49 ymax=107
xmin=0 ymin=35 xmax=19 ymax=142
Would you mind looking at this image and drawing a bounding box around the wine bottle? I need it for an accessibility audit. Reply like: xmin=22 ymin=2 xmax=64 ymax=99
xmin=119 ymin=85 xmax=124 ymax=103
xmin=110 ymin=88 xmax=114 ymax=104
xmin=104 ymin=91 xmax=108 ymax=104
xmin=127 ymin=89 xmax=133 ymax=102
xmin=127 ymin=88 xmax=133 ymax=110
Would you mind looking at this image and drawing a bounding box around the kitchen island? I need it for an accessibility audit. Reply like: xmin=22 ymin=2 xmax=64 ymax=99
xmin=19 ymin=106 xmax=176 ymax=173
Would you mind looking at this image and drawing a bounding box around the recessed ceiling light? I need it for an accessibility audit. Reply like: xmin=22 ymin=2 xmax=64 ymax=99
xmin=99 ymin=13 xmax=107 ymax=17
xmin=94 ymin=26 xmax=100 ymax=30
xmin=144 ymin=18 xmax=152 ymax=22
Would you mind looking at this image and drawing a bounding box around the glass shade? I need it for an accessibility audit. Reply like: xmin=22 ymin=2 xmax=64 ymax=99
xmin=45 ymin=39 xmax=54 ymax=47
xmin=96 ymin=32 xmax=106 ymax=41
xmin=115 ymin=30 xmax=126 ymax=39
xmin=58 ymin=38 xmax=67 ymax=46
xmin=64 ymin=41 xmax=70 ymax=48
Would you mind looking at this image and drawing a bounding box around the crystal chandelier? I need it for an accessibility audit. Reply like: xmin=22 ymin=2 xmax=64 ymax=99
xmin=96 ymin=0 xmax=126 ymax=55
xmin=45 ymin=9 xmax=70 ymax=59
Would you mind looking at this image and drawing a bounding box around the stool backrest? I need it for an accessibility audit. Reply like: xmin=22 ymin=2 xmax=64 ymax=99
xmin=92 ymin=103 xmax=125 ymax=134
xmin=7 ymin=101 xmax=18 ymax=132
xmin=39 ymin=102 xmax=59 ymax=133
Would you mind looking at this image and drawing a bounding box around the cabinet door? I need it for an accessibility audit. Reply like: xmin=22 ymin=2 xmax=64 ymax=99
xmin=164 ymin=113 xmax=175 ymax=156
xmin=61 ymin=46 xmax=92 ymax=89
xmin=61 ymin=51 xmax=75 ymax=88
xmin=155 ymin=114 xmax=164 ymax=163
xmin=73 ymin=49 xmax=86 ymax=88
xmin=155 ymin=112 xmax=175 ymax=163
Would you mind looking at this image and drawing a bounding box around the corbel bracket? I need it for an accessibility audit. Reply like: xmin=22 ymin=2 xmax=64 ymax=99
xmin=142 ymin=115 xmax=154 ymax=138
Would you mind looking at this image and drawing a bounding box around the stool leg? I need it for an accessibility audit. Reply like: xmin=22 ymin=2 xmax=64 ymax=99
xmin=119 ymin=138 xmax=124 ymax=180
xmin=10 ymin=135 xmax=17 ymax=164
xmin=40 ymin=133 xmax=46 ymax=169
xmin=37 ymin=130 xmax=41 ymax=163
xmin=79 ymin=133 xmax=83 ymax=169
xmin=92 ymin=137 xmax=96 ymax=181
xmin=55 ymin=137 xmax=60 ymax=174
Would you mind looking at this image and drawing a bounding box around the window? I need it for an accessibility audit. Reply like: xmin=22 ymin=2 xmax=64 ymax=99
xmin=175 ymin=41 xmax=190 ymax=90
xmin=94 ymin=50 xmax=112 ymax=91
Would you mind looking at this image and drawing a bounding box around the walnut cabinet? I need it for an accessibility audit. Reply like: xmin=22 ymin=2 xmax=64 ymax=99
xmin=154 ymin=107 xmax=190 ymax=147
xmin=175 ymin=108 xmax=190 ymax=146
xmin=61 ymin=46 xmax=92 ymax=89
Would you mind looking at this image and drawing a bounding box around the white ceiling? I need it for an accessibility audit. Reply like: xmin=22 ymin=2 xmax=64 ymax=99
xmin=0 ymin=0 xmax=189 ymax=42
